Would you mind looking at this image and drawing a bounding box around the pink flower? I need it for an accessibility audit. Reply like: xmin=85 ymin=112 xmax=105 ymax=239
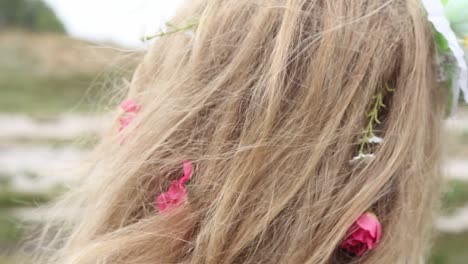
xmin=118 ymin=113 xmax=137 ymax=132
xmin=117 ymin=99 xmax=141 ymax=137
xmin=340 ymin=212 xmax=382 ymax=257
xmin=120 ymin=99 xmax=141 ymax=113
xmin=156 ymin=161 xmax=193 ymax=213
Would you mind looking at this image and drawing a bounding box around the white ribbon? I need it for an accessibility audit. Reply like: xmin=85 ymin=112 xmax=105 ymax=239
xmin=421 ymin=0 xmax=468 ymax=115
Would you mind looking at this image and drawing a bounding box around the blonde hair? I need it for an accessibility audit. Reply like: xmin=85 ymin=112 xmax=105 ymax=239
xmin=35 ymin=0 xmax=446 ymax=263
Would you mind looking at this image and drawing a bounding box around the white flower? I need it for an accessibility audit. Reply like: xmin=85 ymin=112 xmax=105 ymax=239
xmin=184 ymin=30 xmax=194 ymax=38
xmin=351 ymin=153 xmax=375 ymax=163
xmin=367 ymin=136 xmax=384 ymax=144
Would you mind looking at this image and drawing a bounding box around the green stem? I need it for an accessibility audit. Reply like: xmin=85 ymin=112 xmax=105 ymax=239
xmin=357 ymin=85 xmax=393 ymax=155
xmin=143 ymin=23 xmax=196 ymax=41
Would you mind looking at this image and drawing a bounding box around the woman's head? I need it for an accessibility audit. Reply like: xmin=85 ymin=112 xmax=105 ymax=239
xmin=37 ymin=0 xmax=445 ymax=263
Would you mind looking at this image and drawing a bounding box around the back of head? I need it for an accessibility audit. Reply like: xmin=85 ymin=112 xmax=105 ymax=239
xmin=37 ymin=0 xmax=445 ymax=263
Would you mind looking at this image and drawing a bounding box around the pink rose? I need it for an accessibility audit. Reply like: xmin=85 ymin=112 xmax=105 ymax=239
xmin=156 ymin=161 xmax=193 ymax=213
xmin=340 ymin=212 xmax=382 ymax=256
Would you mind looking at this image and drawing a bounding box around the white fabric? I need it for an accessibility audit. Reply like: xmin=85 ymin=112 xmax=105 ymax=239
xmin=421 ymin=0 xmax=468 ymax=115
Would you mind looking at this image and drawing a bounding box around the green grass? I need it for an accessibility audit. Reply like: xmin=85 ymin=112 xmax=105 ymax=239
xmin=0 ymin=70 xmax=101 ymax=114
xmin=0 ymin=255 xmax=27 ymax=264
xmin=0 ymin=212 xmax=26 ymax=264
xmin=0 ymin=134 xmax=100 ymax=149
xmin=0 ymin=190 xmax=53 ymax=209
xmin=0 ymin=225 xmax=29 ymax=264
xmin=431 ymin=180 xmax=468 ymax=263
xmin=0 ymin=177 xmax=63 ymax=208
xmin=0 ymin=31 xmax=131 ymax=114
xmin=0 ymin=187 xmax=62 ymax=244
xmin=442 ymin=180 xmax=468 ymax=213
xmin=430 ymin=232 xmax=468 ymax=264
xmin=0 ymin=214 xmax=24 ymax=244
xmin=0 ymin=176 xmax=11 ymax=188
xmin=460 ymin=131 xmax=468 ymax=144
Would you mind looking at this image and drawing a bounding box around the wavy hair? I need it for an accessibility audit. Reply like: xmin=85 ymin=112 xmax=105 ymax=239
xmin=34 ymin=0 xmax=445 ymax=263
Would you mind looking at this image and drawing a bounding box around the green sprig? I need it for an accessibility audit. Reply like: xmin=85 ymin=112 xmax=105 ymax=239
xmin=358 ymin=84 xmax=394 ymax=155
xmin=142 ymin=22 xmax=197 ymax=41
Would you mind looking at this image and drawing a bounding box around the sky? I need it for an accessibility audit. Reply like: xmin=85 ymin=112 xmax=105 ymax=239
xmin=44 ymin=0 xmax=183 ymax=48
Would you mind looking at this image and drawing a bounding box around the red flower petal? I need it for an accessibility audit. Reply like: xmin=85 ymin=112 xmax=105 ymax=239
xmin=156 ymin=161 xmax=194 ymax=213
xmin=156 ymin=181 xmax=188 ymax=212
xmin=340 ymin=212 xmax=382 ymax=256
xmin=180 ymin=160 xmax=193 ymax=185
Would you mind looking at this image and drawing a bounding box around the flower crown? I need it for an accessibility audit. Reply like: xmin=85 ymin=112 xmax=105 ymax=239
xmin=422 ymin=0 xmax=468 ymax=115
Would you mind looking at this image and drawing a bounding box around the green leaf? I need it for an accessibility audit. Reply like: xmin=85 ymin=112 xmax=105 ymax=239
xmin=435 ymin=32 xmax=451 ymax=52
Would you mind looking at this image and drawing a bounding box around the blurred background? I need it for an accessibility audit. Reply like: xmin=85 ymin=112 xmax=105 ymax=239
xmin=0 ymin=0 xmax=467 ymax=263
